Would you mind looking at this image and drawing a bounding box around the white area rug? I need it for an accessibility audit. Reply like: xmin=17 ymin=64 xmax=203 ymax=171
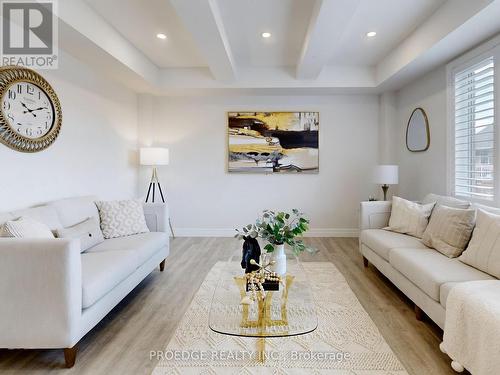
xmin=153 ymin=262 xmax=408 ymax=374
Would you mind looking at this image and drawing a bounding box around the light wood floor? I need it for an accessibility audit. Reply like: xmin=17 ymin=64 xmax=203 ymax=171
xmin=0 ymin=237 xmax=459 ymax=375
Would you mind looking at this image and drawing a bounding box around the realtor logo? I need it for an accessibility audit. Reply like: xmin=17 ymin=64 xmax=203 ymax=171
xmin=1 ymin=0 xmax=58 ymax=69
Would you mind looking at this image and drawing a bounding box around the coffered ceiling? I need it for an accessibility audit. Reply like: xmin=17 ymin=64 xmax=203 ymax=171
xmin=85 ymin=0 xmax=206 ymax=68
xmin=57 ymin=0 xmax=500 ymax=94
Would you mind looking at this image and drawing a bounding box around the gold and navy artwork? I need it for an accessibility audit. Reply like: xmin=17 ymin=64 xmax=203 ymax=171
xmin=228 ymin=112 xmax=319 ymax=173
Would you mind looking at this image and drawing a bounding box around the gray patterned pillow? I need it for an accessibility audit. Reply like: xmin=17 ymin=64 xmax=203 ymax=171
xmin=95 ymin=200 xmax=149 ymax=239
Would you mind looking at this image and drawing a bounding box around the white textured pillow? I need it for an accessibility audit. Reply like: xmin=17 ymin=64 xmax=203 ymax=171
xmin=459 ymin=209 xmax=500 ymax=278
xmin=422 ymin=205 xmax=475 ymax=258
xmin=56 ymin=217 xmax=104 ymax=252
xmin=95 ymin=199 xmax=149 ymax=239
xmin=384 ymin=196 xmax=435 ymax=238
xmin=421 ymin=193 xmax=470 ymax=209
xmin=2 ymin=217 xmax=54 ymax=238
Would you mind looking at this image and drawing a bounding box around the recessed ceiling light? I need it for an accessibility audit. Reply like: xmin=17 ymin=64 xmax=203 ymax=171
xmin=366 ymin=31 xmax=377 ymax=38
xmin=261 ymin=32 xmax=271 ymax=38
xmin=156 ymin=33 xmax=167 ymax=40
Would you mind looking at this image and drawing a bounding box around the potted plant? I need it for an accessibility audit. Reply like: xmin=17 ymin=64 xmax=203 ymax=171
xmin=235 ymin=209 xmax=315 ymax=275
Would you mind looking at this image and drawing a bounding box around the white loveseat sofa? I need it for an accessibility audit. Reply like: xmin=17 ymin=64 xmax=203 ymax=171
xmin=0 ymin=196 xmax=169 ymax=367
xmin=359 ymin=194 xmax=498 ymax=329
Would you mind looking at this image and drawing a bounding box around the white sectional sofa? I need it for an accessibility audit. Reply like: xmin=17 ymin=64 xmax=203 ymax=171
xmin=359 ymin=194 xmax=497 ymax=329
xmin=0 ymin=196 xmax=169 ymax=367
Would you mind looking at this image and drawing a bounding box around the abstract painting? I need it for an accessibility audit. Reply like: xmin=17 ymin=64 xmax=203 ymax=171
xmin=227 ymin=112 xmax=319 ymax=173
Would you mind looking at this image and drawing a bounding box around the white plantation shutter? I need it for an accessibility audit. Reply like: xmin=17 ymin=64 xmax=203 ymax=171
xmin=454 ymin=56 xmax=495 ymax=200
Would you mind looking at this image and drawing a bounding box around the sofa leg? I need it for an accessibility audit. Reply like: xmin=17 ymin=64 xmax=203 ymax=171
xmin=415 ymin=305 xmax=425 ymax=321
xmin=64 ymin=346 xmax=77 ymax=368
xmin=159 ymin=259 xmax=166 ymax=272
xmin=362 ymin=256 xmax=369 ymax=268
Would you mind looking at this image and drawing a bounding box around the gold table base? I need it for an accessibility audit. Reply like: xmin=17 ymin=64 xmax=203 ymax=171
xmin=234 ymin=275 xmax=295 ymax=362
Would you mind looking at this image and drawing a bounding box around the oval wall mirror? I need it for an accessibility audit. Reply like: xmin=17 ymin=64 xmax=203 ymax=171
xmin=406 ymin=107 xmax=430 ymax=152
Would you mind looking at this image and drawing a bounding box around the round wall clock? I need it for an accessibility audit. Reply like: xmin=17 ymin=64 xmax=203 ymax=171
xmin=0 ymin=66 xmax=62 ymax=152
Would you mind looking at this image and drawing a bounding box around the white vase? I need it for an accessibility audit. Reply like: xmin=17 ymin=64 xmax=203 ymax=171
xmin=270 ymin=243 xmax=286 ymax=275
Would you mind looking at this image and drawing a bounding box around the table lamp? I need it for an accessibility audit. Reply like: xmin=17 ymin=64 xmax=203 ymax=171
xmin=373 ymin=165 xmax=399 ymax=201
xmin=140 ymin=147 xmax=169 ymax=203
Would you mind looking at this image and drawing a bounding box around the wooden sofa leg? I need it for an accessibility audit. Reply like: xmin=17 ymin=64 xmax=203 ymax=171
xmin=415 ymin=305 xmax=425 ymax=321
xmin=64 ymin=346 xmax=77 ymax=368
xmin=159 ymin=259 xmax=166 ymax=272
xmin=362 ymin=256 xmax=369 ymax=268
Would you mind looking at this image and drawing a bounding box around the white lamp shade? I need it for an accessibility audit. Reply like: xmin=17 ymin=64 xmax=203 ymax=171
xmin=140 ymin=147 xmax=169 ymax=166
xmin=373 ymin=165 xmax=399 ymax=185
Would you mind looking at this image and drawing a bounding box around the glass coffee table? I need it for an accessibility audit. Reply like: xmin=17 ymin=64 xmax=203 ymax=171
xmin=209 ymin=253 xmax=317 ymax=361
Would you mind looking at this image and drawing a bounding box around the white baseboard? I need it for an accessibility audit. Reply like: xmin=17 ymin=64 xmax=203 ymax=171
xmin=174 ymin=228 xmax=236 ymax=237
xmin=306 ymin=228 xmax=359 ymax=237
xmin=173 ymin=228 xmax=359 ymax=238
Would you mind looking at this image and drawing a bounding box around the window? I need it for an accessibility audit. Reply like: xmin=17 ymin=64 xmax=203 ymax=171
xmin=453 ymin=56 xmax=495 ymax=201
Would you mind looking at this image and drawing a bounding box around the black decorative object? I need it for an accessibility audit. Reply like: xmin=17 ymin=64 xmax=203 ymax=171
xmin=246 ymin=279 xmax=279 ymax=292
xmin=241 ymin=237 xmax=261 ymax=273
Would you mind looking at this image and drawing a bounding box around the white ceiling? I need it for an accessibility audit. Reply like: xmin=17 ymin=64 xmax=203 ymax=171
xmin=217 ymin=0 xmax=313 ymax=67
xmin=328 ymin=0 xmax=446 ymax=66
xmin=85 ymin=0 xmax=445 ymax=69
xmin=85 ymin=0 xmax=206 ymax=68
xmin=69 ymin=0 xmax=500 ymax=93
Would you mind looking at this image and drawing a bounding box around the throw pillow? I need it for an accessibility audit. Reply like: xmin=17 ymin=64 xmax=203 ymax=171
xmin=384 ymin=196 xmax=435 ymax=238
xmin=56 ymin=217 xmax=104 ymax=252
xmin=471 ymin=203 xmax=500 ymax=216
xmin=95 ymin=199 xmax=149 ymax=239
xmin=421 ymin=193 xmax=470 ymax=209
xmin=422 ymin=205 xmax=475 ymax=258
xmin=459 ymin=209 xmax=500 ymax=278
xmin=2 ymin=217 xmax=54 ymax=238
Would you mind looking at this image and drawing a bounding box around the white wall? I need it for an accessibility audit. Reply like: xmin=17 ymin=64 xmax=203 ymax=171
xmin=140 ymin=95 xmax=380 ymax=236
xmin=393 ymin=66 xmax=448 ymax=200
xmin=0 ymin=51 xmax=139 ymax=211
xmin=378 ymin=92 xmax=397 ymax=165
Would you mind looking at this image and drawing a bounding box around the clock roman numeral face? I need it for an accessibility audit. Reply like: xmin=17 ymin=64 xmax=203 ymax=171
xmin=1 ymin=82 xmax=55 ymax=139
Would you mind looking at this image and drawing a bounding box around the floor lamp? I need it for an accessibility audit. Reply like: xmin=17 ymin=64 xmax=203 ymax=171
xmin=140 ymin=147 xmax=175 ymax=237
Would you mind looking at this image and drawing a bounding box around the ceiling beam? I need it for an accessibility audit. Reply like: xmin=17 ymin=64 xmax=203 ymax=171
xmin=54 ymin=0 xmax=500 ymax=95
xmin=56 ymin=0 xmax=159 ymax=91
xmin=158 ymin=66 xmax=375 ymax=90
xmin=376 ymin=0 xmax=498 ymax=90
xmin=296 ymin=0 xmax=359 ymax=80
xmin=169 ymin=0 xmax=237 ymax=82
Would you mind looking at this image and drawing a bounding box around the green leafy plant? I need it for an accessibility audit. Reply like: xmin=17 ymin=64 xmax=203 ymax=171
xmin=235 ymin=209 xmax=316 ymax=255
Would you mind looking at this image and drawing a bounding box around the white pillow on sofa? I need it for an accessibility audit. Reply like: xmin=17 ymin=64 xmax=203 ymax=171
xmin=1 ymin=217 xmax=54 ymax=238
xmin=384 ymin=196 xmax=435 ymax=238
xmin=95 ymin=199 xmax=149 ymax=239
xmin=459 ymin=209 xmax=500 ymax=278
xmin=421 ymin=193 xmax=470 ymax=209
xmin=56 ymin=217 xmax=104 ymax=252
xmin=422 ymin=205 xmax=475 ymax=258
